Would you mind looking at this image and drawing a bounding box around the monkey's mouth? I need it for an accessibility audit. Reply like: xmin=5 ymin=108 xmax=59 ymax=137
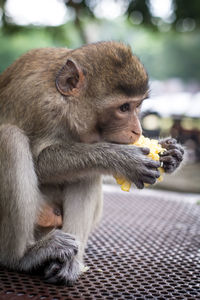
xmin=109 ymin=141 xmax=129 ymax=145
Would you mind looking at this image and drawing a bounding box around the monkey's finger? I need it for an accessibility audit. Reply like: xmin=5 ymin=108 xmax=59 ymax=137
xmin=160 ymin=155 xmax=176 ymax=165
xmin=44 ymin=269 xmax=68 ymax=285
xmin=135 ymin=180 xmax=144 ymax=189
xmin=144 ymin=169 xmax=161 ymax=178
xmin=159 ymin=138 xmax=177 ymax=149
xmin=162 ymin=144 xmax=184 ymax=155
xmin=145 ymin=159 xmax=161 ymax=169
xmin=65 ymin=260 xmax=80 ymax=286
xmin=160 ymin=149 xmax=183 ymax=162
xmin=160 ymin=156 xmax=178 ymax=173
xmin=140 ymin=147 xmax=150 ymax=155
xmin=142 ymin=176 xmax=157 ymax=185
xmin=161 ymin=138 xmax=177 ymax=145
xmin=45 ymin=259 xmax=79 ymax=286
xmin=45 ymin=274 xmax=64 ymax=285
xmin=46 ymin=272 xmax=76 ymax=286
xmin=164 ymin=164 xmax=179 ymax=174
xmin=139 ymin=168 xmax=160 ymax=184
xmin=44 ymin=261 xmax=61 ymax=279
xmin=166 ymin=138 xmax=177 ymax=145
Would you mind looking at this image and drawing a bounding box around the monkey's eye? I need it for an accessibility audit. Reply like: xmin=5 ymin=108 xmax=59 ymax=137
xmin=119 ymin=103 xmax=130 ymax=112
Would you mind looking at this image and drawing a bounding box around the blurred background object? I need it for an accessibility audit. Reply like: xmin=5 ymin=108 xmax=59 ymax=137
xmin=0 ymin=0 xmax=199 ymax=193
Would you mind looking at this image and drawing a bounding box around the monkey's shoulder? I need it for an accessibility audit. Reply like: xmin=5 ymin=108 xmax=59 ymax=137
xmin=0 ymin=47 xmax=71 ymax=81
xmin=21 ymin=47 xmax=71 ymax=60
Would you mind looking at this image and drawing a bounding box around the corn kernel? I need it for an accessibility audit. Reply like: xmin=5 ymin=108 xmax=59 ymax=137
xmin=115 ymin=135 xmax=166 ymax=191
xmin=121 ymin=181 xmax=131 ymax=192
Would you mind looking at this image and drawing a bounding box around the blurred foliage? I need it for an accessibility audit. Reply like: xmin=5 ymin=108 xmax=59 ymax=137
xmin=175 ymin=0 xmax=200 ymax=26
xmin=1 ymin=0 xmax=200 ymax=32
xmin=134 ymin=30 xmax=200 ymax=81
xmin=0 ymin=23 xmax=83 ymax=72
xmin=0 ymin=0 xmax=200 ymax=81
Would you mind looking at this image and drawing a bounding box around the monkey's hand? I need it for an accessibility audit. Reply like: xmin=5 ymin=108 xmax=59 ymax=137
xmin=158 ymin=138 xmax=184 ymax=173
xmin=110 ymin=145 xmax=161 ymax=189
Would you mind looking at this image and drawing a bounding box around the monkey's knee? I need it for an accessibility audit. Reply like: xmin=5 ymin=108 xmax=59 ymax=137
xmin=0 ymin=124 xmax=29 ymax=151
xmin=0 ymin=123 xmax=37 ymax=190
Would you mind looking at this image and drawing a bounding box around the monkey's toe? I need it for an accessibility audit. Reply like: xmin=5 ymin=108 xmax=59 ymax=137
xmin=47 ymin=230 xmax=78 ymax=262
xmin=44 ymin=260 xmax=61 ymax=279
xmin=44 ymin=258 xmax=80 ymax=285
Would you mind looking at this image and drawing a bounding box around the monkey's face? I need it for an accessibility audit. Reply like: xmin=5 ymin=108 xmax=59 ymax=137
xmin=95 ymin=95 xmax=145 ymax=145
xmin=55 ymin=42 xmax=149 ymax=144
xmin=78 ymin=97 xmax=144 ymax=144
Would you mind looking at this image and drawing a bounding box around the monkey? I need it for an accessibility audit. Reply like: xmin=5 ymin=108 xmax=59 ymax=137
xmin=0 ymin=41 xmax=184 ymax=285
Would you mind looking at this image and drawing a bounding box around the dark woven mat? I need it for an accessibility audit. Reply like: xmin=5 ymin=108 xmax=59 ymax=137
xmin=0 ymin=189 xmax=200 ymax=299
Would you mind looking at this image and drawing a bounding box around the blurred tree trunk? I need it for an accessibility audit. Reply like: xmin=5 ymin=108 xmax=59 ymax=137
xmin=64 ymin=0 xmax=89 ymax=44
xmin=0 ymin=0 xmax=7 ymax=28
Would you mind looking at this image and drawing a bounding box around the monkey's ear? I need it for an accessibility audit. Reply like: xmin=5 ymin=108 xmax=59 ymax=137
xmin=56 ymin=59 xmax=84 ymax=96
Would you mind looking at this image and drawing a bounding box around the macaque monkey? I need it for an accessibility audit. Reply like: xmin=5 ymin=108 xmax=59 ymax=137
xmin=0 ymin=41 xmax=184 ymax=285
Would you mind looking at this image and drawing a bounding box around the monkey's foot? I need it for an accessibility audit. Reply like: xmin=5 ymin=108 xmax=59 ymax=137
xmin=40 ymin=229 xmax=81 ymax=285
xmin=44 ymin=257 xmax=81 ymax=285
xmin=18 ymin=230 xmax=78 ymax=276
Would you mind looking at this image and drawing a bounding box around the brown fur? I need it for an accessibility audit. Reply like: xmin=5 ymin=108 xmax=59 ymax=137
xmin=0 ymin=42 xmax=148 ymax=147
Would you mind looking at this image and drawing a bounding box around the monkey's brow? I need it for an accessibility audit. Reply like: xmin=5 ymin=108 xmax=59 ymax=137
xmin=117 ymin=84 xmax=138 ymax=97
xmin=117 ymin=84 xmax=149 ymax=98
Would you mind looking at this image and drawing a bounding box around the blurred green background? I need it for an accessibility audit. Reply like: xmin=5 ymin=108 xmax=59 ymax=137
xmin=0 ymin=0 xmax=200 ymax=193
xmin=1 ymin=0 xmax=200 ymax=80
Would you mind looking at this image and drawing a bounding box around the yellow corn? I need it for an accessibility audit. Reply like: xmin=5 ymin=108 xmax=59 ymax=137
xmin=115 ymin=135 xmax=166 ymax=192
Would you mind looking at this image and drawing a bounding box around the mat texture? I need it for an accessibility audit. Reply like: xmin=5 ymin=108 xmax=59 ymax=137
xmin=0 ymin=189 xmax=200 ymax=299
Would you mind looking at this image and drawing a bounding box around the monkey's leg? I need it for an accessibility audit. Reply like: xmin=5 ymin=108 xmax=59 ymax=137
xmin=0 ymin=125 xmax=78 ymax=280
xmin=63 ymin=176 xmax=103 ymax=259
xmin=0 ymin=124 xmax=39 ymax=267
xmin=44 ymin=176 xmax=103 ymax=284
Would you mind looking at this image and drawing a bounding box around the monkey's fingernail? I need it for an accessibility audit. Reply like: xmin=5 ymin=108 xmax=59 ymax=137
xmin=168 ymin=138 xmax=176 ymax=144
xmin=141 ymin=147 xmax=150 ymax=154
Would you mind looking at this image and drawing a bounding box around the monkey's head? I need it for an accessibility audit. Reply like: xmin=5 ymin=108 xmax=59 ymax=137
xmin=56 ymin=41 xmax=149 ymax=144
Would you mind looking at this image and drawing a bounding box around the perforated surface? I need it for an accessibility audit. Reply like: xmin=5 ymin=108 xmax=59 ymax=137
xmin=0 ymin=189 xmax=200 ymax=299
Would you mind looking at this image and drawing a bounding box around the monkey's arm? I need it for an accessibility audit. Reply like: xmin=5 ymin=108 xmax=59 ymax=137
xmin=36 ymin=142 xmax=160 ymax=189
xmin=158 ymin=138 xmax=184 ymax=173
